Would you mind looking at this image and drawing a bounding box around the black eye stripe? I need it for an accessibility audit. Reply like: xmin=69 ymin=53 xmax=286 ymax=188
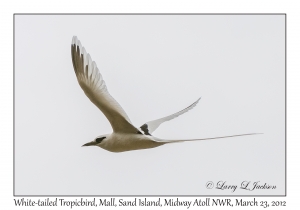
xmin=95 ymin=137 xmax=106 ymax=143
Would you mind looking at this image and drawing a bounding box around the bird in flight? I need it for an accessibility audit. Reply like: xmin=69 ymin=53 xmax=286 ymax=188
xmin=71 ymin=36 xmax=259 ymax=152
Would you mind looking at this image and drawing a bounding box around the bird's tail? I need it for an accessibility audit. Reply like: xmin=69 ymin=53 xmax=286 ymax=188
xmin=153 ymin=133 xmax=262 ymax=144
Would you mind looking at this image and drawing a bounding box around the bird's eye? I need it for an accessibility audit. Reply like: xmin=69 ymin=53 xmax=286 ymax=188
xmin=95 ymin=137 xmax=106 ymax=143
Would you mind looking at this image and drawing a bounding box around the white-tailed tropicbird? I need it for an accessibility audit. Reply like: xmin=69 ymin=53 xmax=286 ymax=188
xmin=71 ymin=36 xmax=260 ymax=153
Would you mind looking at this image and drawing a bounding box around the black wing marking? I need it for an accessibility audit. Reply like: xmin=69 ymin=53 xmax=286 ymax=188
xmin=140 ymin=124 xmax=152 ymax=136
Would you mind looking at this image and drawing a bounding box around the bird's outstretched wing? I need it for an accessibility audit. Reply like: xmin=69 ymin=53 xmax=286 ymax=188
xmin=71 ymin=36 xmax=138 ymax=133
xmin=140 ymin=98 xmax=201 ymax=135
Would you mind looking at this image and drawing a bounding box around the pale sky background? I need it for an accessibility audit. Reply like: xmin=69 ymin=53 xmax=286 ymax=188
xmin=15 ymin=15 xmax=285 ymax=195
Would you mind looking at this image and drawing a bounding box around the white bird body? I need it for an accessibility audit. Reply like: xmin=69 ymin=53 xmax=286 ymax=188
xmin=99 ymin=133 xmax=165 ymax=153
xmin=71 ymin=36 xmax=260 ymax=153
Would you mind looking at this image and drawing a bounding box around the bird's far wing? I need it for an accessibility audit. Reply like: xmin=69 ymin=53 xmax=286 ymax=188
xmin=139 ymin=98 xmax=201 ymax=135
xmin=71 ymin=36 xmax=139 ymax=134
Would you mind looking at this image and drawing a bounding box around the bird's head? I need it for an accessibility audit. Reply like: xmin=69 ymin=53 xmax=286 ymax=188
xmin=82 ymin=134 xmax=108 ymax=147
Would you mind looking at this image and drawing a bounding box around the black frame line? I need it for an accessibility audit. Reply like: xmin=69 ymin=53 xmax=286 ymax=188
xmin=13 ymin=13 xmax=287 ymax=197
